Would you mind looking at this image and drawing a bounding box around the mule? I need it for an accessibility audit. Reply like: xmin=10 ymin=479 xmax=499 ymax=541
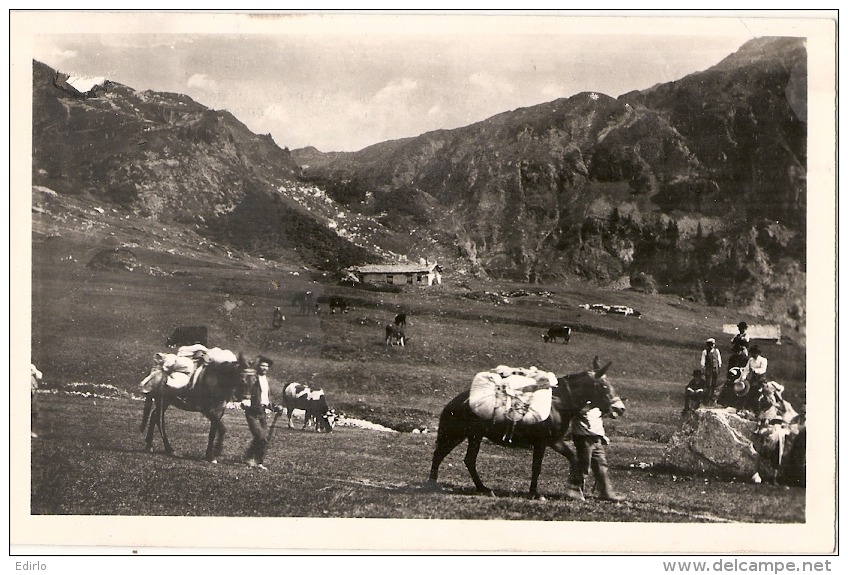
xmin=140 ymin=355 xmax=253 ymax=462
xmin=427 ymin=361 xmax=625 ymax=499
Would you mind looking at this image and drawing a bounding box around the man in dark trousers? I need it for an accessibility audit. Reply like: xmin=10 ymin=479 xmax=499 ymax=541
xmin=242 ymin=356 xmax=282 ymax=470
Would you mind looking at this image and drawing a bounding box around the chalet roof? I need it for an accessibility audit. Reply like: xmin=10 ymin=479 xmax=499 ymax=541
xmin=351 ymin=263 xmax=436 ymax=274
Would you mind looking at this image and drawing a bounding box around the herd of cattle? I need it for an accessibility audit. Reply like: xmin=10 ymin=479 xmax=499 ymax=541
xmin=162 ymin=293 xmax=582 ymax=437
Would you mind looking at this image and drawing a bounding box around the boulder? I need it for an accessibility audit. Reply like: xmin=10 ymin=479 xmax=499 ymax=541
xmin=662 ymin=407 xmax=762 ymax=479
xmin=87 ymin=248 xmax=139 ymax=271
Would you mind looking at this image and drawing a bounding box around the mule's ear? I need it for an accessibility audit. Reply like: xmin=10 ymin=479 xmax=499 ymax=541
xmin=595 ymin=361 xmax=613 ymax=378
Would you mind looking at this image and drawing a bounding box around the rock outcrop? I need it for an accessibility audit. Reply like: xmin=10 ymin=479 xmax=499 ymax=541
xmin=662 ymin=407 xmax=805 ymax=483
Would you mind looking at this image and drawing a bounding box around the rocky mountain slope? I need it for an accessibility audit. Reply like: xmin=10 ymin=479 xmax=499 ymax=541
xmin=30 ymin=37 xmax=806 ymax=330
xmin=293 ymin=37 xmax=807 ymax=328
xmin=32 ymin=60 xmax=396 ymax=271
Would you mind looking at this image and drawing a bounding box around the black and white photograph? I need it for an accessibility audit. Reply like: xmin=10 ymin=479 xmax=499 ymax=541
xmin=9 ymin=10 xmax=838 ymax=557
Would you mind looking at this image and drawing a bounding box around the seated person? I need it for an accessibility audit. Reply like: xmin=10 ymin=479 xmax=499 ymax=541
xmin=683 ymin=369 xmax=707 ymax=414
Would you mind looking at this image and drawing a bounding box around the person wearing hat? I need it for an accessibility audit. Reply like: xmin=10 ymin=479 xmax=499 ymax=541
xmin=731 ymin=322 xmax=751 ymax=358
xmin=241 ymin=355 xmax=282 ymax=470
xmin=699 ymin=338 xmax=722 ymax=404
xmin=683 ymin=369 xmax=707 ymax=414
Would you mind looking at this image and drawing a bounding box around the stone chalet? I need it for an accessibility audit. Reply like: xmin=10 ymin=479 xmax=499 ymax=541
xmin=348 ymin=262 xmax=443 ymax=287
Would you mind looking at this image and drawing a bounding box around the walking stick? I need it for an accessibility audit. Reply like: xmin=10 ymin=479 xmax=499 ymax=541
xmin=266 ymin=407 xmax=284 ymax=446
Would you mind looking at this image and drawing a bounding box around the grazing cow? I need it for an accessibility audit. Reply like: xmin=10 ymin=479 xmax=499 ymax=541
xmin=291 ymin=291 xmax=319 ymax=315
xmin=329 ymin=296 xmax=348 ymax=314
xmin=394 ymin=313 xmax=407 ymax=329
xmin=282 ymin=382 xmax=337 ymax=432
xmin=166 ymin=325 xmax=208 ymax=348
xmin=385 ymin=324 xmax=405 ymax=346
xmin=542 ymin=325 xmax=571 ymax=344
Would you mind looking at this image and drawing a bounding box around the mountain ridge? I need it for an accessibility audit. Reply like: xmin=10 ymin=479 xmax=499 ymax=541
xmin=31 ymin=36 xmax=806 ymax=331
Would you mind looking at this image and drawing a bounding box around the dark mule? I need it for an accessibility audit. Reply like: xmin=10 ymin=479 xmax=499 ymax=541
xmin=427 ymin=361 xmax=625 ymax=499
xmin=140 ymin=356 xmax=253 ymax=462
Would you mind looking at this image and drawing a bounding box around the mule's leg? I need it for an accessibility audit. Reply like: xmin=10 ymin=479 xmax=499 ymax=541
xmin=140 ymin=395 xmax=153 ymax=433
xmin=463 ymin=434 xmax=494 ymax=496
xmin=529 ymin=444 xmax=547 ymax=500
xmin=158 ymin=405 xmax=174 ymax=456
xmin=144 ymin=404 xmax=158 ymax=451
xmin=427 ymin=432 xmax=466 ymax=487
xmin=549 ymin=438 xmax=577 ymax=466
xmin=205 ymin=410 xmax=225 ymax=462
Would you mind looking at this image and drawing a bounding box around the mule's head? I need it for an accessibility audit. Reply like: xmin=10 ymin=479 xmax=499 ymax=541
xmin=558 ymin=361 xmax=625 ymax=418
xmin=590 ymin=361 xmax=625 ymax=418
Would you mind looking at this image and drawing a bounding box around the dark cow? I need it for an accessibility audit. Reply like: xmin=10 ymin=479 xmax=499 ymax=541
xmin=291 ymin=291 xmax=319 ymax=315
xmin=394 ymin=313 xmax=407 ymax=329
xmin=329 ymin=296 xmax=348 ymax=314
xmin=542 ymin=325 xmax=571 ymax=344
xmin=385 ymin=324 xmax=405 ymax=346
xmin=283 ymin=382 xmax=337 ymax=432
xmin=166 ymin=325 xmax=208 ymax=348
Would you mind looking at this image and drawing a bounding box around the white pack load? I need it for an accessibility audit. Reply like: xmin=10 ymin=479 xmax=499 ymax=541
xmin=152 ymin=352 xmax=195 ymax=389
xmin=468 ymin=365 xmax=558 ymax=425
xmin=177 ymin=344 xmax=238 ymax=364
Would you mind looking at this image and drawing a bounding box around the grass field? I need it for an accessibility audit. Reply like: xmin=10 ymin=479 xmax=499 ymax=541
xmin=28 ymin=194 xmax=807 ymax=525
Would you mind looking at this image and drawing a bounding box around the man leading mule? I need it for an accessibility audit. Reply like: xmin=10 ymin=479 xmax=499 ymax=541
xmin=427 ymin=360 xmax=625 ymax=500
xmin=140 ymin=353 xmax=252 ymax=463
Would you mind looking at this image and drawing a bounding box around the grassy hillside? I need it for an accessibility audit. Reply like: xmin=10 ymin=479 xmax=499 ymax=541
xmin=32 ymin=188 xmax=806 ymax=436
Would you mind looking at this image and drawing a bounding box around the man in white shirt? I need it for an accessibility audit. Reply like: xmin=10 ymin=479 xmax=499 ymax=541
xmin=242 ymin=356 xmax=280 ymax=470
xmin=744 ymin=345 xmax=768 ymax=386
xmin=564 ymin=405 xmax=625 ymax=502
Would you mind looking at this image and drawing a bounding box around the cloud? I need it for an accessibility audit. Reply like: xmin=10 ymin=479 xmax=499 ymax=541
xmin=374 ymin=78 xmax=418 ymax=102
xmin=468 ymin=71 xmax=514 ymax=94
xmin=427 ymin=105 xmax=443 ymax=118
xmin=186 ymin=73 xmax=219 ymax=92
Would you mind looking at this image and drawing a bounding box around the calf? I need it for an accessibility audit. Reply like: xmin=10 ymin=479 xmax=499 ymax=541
xmin=166 ymin=325 xmax=208 ymax=348
xmin=329 ymin=296 xmax=348 ymax=314
xmin=283 ymin=382 xmax=336 ymax=432
xmin=385 ymin=324 xmax=405 ymax=346
xmin=394 ymin=313 xmax=407 ymax=329
xmin=542 ymin=325 xmax=571 ymax=344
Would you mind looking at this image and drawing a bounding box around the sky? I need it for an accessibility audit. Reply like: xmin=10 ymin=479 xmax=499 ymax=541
xmin=26 ymin=12 xmax=783 ymax=152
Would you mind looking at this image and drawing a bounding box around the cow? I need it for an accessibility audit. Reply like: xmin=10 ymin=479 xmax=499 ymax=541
xmin=166 ymin=325 xmax=208 ymax=348
xmin=394 ymin=313 xmax=407 ymax=329
xmin=329 ymin=296 xmax=348 ymax=314
xmin=385 ymin=324 xmax=405 ymax=346
xmin=542 ymin=325 xmax=571 ymax=344
xmin=282 ymin=382 xmax=337 ymax=432
xmin=291 ymin=291 xmax=319 ymax=315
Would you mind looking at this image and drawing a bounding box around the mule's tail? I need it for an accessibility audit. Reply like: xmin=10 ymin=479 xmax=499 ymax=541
xmin=140 ymin=394 xmax=153 ymax=433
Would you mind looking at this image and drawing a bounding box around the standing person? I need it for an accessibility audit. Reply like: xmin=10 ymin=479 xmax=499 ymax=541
xmin=731 ymin=322 xmax=751 ymax=358
xmin=242 ymin=356 xmax=281 ymax=470
xmin=564 ymin=404 xmax=625 ymax=502
xmin=272 ymin=306 xmax=284 ymax=329
xmin=699 ymin=338 xmax=722 ymax=404
xmin=31 ymin=364 xmax=42 ymax=438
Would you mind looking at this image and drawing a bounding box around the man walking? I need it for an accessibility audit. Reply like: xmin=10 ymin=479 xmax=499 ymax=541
xmin=242 ymin=356 xmax=281 ymax=470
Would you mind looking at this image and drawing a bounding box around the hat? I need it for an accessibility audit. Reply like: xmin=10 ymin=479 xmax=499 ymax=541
xmin=706 ymin=338 xmax=715 ymax=345
xmin=750 ymin=345 xmax=761 ymax=355
xmin=737 ymin=321 xmax=748 ymax=330
xmin=734 ymin=379 xmax=750 ymax=397
xmin=256 ymin=355 xmax=274 ymax=367
xmin=692 ymin=369 xmax=703 ymax=376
